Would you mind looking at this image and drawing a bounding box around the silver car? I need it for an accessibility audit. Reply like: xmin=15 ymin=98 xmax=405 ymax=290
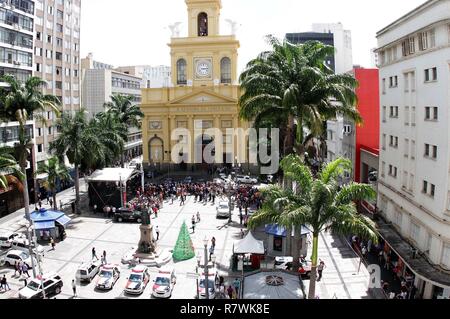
xmin=76 ymin=260 xmax=101 ymax=283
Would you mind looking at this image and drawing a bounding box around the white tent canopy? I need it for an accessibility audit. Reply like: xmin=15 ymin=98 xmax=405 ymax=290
xmin=233 ymin=231 xmax=265 ymax=255
xmin=87 ymin=168 xmax=137 ymax=183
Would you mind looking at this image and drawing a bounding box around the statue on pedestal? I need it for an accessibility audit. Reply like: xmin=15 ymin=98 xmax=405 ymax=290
xmin=138 ymin=210 xmax=156 ymax=254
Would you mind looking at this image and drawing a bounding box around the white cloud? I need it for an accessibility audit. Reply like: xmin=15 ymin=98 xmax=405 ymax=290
xmin=81 ymin=0 xmax=426 ymax=72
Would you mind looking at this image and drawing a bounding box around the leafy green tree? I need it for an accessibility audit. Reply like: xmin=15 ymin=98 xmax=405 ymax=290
xmin=50 ymin=110 xmax=102 ymax=214
xmin=239 ymin=36 xmax=361 ymax=158
xmin=0 ymin=75 xmax=60 ymax=220
xmin=0 ymin=147 xmax=24 ymax=191
xmin=35 ymin=156 xmax=71 ymax=210
xmin=249 ymin=154 xmax=378 ymax=299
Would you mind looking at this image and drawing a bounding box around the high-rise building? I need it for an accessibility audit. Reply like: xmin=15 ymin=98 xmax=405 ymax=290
xmin=0 ymin=0 xmax=36 ymax=215
xmin=33 ymin=0 xmax=81 ymax=166
xmin=375 ymin=0 xmax=450 ymax=299
xmin=81 ymin=53 xmax=143 ymax=160
xmin=115 ymin=65 xmax=171 ymax=89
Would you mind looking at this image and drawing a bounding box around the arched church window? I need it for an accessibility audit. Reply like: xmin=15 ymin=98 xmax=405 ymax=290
xmin=198 ymin=12 xmax=208 ymax=36
xmin=220 ymin=57 xmax=231 ymax=84
xmin=177 ymin=59 xmax=187 ymax=85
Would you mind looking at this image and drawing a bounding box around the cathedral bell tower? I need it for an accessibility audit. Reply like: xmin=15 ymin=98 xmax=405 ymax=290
xmin=186 ymin=0 xmax=222 ymax=37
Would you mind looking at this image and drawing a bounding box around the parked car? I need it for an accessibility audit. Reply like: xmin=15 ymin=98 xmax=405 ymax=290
xmin=10 ymin=237 xmax=44 ymax=255
xmin=75 ymin=260 xmax=101 ymax=283
xmin=274 ymin=256 xmax=312 ymax=277
xmin=0 ymin=231 xmax=20 ymax=249
xmin=235 ymin=175 xmax=258 ymax=184
xmin=124 ymin=265 xmax=150 ymax=295
xmin=219 ymin=173 xmax=228 ymax=181
xmin=18 ymin=273 xmax=63 ymax=299
xmin=1 ymin=250 xmax=36 ymax=268
xmin=95 ymin=264 xmax=121 ymax=290
xmin=260 ymin=174 xmax=274 ymax=184
xmin=152 ymin=268 xmax=176 ymax=298
xmin=216 ymin=201 xmax=230 ymax=219
xmin=114 ymin=208 xmax=143 ymax=223
xmin=198 ymin=268 xmax=219 ymax=299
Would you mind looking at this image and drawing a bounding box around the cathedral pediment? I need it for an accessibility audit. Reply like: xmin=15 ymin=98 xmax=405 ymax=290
xmin=168 ymin=90 xmax=237 ymax=105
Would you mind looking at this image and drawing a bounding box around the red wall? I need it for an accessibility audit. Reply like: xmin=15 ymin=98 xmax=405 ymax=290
xmin=354 ymin=68 xmax=380 ymax=183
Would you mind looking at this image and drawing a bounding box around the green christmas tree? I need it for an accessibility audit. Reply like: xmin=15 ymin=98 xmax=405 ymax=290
xmin=172 ymin=221 xmax=195 ymax=261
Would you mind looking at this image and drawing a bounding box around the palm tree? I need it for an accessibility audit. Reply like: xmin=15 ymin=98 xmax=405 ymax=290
xmin=239 ymin=36 xmax=361 ymax=158
xmin=0 ymin=75 xmax=60 ymax=220
xmin=50 ymin=110 xmax=103 ymax=214
xmin=102 ymin=94 xmax=143 ymax=166
xmin=0 ymin=147 xmax=24 ymax=191
xmin=35 ymin=156 xmax=71 ymax=210
xmin=92 ymin=112 xmax=127 ymax=168
xmin=248 ymin=154 xmax=378 ymax=299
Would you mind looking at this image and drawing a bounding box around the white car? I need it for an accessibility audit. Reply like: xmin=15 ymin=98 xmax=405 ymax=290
xmin=124 ymin=265 xmax=150 ymax=295
xmin=76 ymin=260 xmax=101 ymax=283
xmin=152 ymin=268 xmax=176 ymax=298
xmin=10 ymin=237 xmax=45 ymax=255
xmin=198 ymin=269 xmax=219 ymax=299
xmin=219 ymin=173 xmax=228 ymax=180
xmin=18 ymin=273 xmax=63 ymax=299
xmin=236 ymin=175 xmax=258 ymax=184
xmin=216 ymin=201 xmax=230 ymax=218
xmin=0 ymin=231 xmax=20 ymax=249
xmin=1 ymin=250 xmax=37 ymax=268
xmin=95 ymin=264 xmax=120 ymax=290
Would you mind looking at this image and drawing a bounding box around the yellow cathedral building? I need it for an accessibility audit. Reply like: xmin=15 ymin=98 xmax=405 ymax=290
xmin=141 ymin=0 xmax=251 ymax=172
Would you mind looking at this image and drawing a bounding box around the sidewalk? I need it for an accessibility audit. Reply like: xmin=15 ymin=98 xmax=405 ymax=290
xmin=0 ymin=179 xmax=88 ymax=225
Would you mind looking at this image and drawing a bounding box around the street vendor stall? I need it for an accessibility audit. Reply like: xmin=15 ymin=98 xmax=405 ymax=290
xmin=232 ymin=232 xmax=265 ymax=271
xmin=30 ymin=208 xmax=71 ymax=241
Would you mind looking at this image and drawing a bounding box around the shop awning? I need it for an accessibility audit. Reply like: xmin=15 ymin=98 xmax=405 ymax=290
xmin=56 ymin=215 xmax=71 ymax=226
xmin=34 ymin=221 xmax=55 ymax=230
xmin=265 ymin=224 xmax=311 ymax=237
xmin=87 ymin=168 xmax=137 ymax=183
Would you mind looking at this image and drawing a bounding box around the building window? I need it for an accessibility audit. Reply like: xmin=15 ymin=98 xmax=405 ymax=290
xmin=389 ymin=106 xmax=398 ymax=118
xmin=409 ymin=174 xmax=414 ymax=192
xmin=423 ymin=180 xmax=436 ymax=197
xmin=198 ymin=12 xmax=208 ymax=37
xmin=48 ymin=127 xmax=52 ymax=135
xmin=388 ymin=165 xmax=397 ymax=178
xmin=404 ymin=139 xmax=409 ymax=157
xmin=382 ymin=134 xmax=386 ymax=150
xmin=389 ymin=135 xmax=398 ymax=148
xmin=418 ymin=31 xmax=428 ymax=51
xmin=389 ymin=76 xmax=398 ymax=88
xmin=382 ymin=106 xmax=386 ymax=122
xmin=220 ymin=57 xmax=231 ymax=84
xmin=411 ymin=107 xmax=416 ymax=126
xmin=411 ymin=140 xmax=416 ymax=160
xmin=273 ymin=236 xmax=283 ymax=252
xmin=176 ymin=59 xmax=187 ymax=85
xmin=424 ymin=144 xmax=437 ymax=159
xmin=425 ymin=67 xmax=437 ymax=82
xmin=404 ymin=106 xmax=410 ymax=125
xmin=382 ymin=78 xmax=386 ymax=94
xmin=425 ymin=107 xmax=438 ymax=120
xmin=381 ymin=162 xmax=386 ymax=178
xmin=402 ymin=171 xmax=408 ymax=188
xmin=394 ymin=210 xmax=402 ymax=227
xmin=37 ymin=144 xmax=43 ymax=153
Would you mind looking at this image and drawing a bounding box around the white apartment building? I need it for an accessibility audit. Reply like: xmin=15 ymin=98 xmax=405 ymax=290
xmin=81 ymin=53 xmax=143 ymax=160
xmin=115 ymin=65 xmax=171 ymax=89
xmin=376 ymin=0 xmax=450 ymax=299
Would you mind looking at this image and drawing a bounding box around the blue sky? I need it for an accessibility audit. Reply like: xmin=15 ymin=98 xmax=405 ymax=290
xmin=81 ymin=0 xmax=425 ymax=72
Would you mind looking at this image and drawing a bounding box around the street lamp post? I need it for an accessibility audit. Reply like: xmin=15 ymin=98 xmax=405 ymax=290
xmin=203 ymin=237 xmax=209 ymax=300
xmin=196 ymin=253 xmax=201 ymax=299
xmin=118 ymin=174 xmax=124 ymax=208
xmin=26 ymin=225 xmax=37 ymax=278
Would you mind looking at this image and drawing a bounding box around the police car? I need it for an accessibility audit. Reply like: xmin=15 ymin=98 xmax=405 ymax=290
xmin=152 ymin=268 xmax=176 ymax=298
xmin=18 ymin=273 xmax=63 ymax=299
xmin=124 ymin=265 xmax=150 ymax=295
xmin=95 ymin=264 xmax=120 ymax=290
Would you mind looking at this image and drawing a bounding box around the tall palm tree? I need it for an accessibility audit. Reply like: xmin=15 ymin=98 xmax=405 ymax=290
xmin=0 ymin=75 xmax=60 ymax=220
xmin=50 ymin=110 xmax=103 ymax=214
xmin=35 ymin=156 xmax=71 ymax=210
xmin=92 ymin=112 xmax=127 ymax=168
xmin=0 ymin=147 xmax=24 ymax=191
xmin=239 ymin=36 xmax=361 ymax=158
xmin=249 ymin=154 xmax=378 ymax=299
xmin=102 ymin=94 xmax=143 ymax=166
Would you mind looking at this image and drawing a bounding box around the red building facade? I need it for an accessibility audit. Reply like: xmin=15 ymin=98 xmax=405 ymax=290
xmin=354 ymin=68 xmax=380 ymax=183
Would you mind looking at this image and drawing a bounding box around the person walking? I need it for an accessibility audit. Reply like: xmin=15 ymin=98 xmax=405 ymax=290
xmin=22 ymin=263 xmax=30 ymax=278
xmin=211 ymin=237 xmax=216 ymax=249
xmin=155 ymin=226 xmax=160 ymax=241
xmin=101 ymin=251 xmax=107 ymax=265
xmin=14 ymin=261 xmax=19 ymax=277
xmin=191 ymin=215 xmax=196 ymax=234
xmin=92 ymin=247 xmax=99 ymax=261
xmin=72 ymin=279 xmax=77 ymax=297
xmin=50 ymin=237 xmax=56 ymax=251
xmin=1 ymin=275 xmax=10 ymax=291
xmin=209 ymin=245 xmax=215 ymax=261
xmin=239 ymin=213 xmax=243 ymax=225
xmin=196 ymin=211 xmax=201 ymax=223
xmin=227 ymin=285 xmax=234 ymax=299
xmin=317 ymin=260 xmax=326 ymax=281
xmin=233 ymin=278 xmax=240 ymax=296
